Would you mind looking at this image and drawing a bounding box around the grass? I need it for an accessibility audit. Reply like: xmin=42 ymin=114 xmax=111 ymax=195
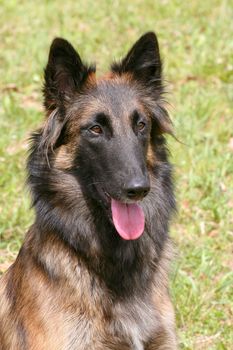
xmin=0 ymin=0 xmax=232 ymax=348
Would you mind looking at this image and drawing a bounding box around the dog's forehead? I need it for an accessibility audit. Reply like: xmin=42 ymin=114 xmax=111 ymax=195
xmin=96 ymin=79 xmax=137 ymax=100
xmin=87 ymin=79 xmax=140 ymax=117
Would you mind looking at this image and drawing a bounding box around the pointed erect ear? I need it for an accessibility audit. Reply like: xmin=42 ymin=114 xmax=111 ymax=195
xmin=111 ymin=32 xmax=162 ymax=87
xmin=41 ymin=39 xmax=95 ymax=154
xmin=43 ymin=38 xmax=95 ymax=112
xmin=112 ymin=32 xmax=172 ymax=135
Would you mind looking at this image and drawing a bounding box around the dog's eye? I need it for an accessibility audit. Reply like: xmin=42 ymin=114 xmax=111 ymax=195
xmin=137 ymin=121 xmax=146 ymax=131
xmin=89 ymin=125 xmax=103 ymax=135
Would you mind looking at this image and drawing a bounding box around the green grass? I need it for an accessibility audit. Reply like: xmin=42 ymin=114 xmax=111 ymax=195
xmin=0 ymin=0 xmax=232 ymax=348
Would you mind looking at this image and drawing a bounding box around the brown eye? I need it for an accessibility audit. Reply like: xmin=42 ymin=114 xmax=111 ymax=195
xmin=137 ymin=121 xmax=146 ymax=131
xmin=89 ymin=125 xmax=103 ymax=135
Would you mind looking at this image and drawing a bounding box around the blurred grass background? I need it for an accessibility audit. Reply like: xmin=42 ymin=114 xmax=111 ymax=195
xmin=0 ymin=0 xmax=232 ymax=348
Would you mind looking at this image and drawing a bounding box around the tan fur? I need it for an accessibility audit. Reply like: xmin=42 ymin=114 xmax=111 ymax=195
xmin=0 ymin=58 xmax=177 ymax=349
xmin=54 ymin=145 xmax=75 ymax=170
xmin=98 ymin=72 xmax=133 ymax=83
xmin=0 ymin=229 xmax=176 ymax=349
xmin=147 ymin=143 xmax=156 ymax=168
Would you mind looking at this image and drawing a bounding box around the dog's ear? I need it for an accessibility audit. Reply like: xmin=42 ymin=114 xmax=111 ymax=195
xmin=112 ymin=32 xmax=172 ymax=135
xmin=43 ymin=38 xmax=94 ymax=112
xmin=41 ymin=38 xmax=95 ymax=154
xmin=111 ymin=32 xmax=162 ymax=88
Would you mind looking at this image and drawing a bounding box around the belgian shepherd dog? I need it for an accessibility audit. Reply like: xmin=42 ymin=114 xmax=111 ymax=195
xmin=0 ymin=32 xmax=177 ymax=349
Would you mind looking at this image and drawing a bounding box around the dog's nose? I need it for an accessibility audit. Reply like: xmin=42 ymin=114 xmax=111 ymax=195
xmin=125 ymin=179 xmax=150 ymax=201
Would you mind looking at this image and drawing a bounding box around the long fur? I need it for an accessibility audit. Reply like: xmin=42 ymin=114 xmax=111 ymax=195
xmin=0 ymin=32 xmax=178 ymax=350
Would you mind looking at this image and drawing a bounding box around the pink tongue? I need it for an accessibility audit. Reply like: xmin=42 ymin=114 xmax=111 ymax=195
xmin=111 ymin=199 xmax=145 ymax=240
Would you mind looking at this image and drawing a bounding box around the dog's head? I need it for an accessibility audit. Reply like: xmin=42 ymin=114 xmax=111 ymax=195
xmin=29 ymin=33 xmax=173 ymax=241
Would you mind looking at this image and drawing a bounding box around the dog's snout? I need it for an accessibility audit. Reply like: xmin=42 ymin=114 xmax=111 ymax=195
xmin=125 ymin=178 xmax=150 ymax=201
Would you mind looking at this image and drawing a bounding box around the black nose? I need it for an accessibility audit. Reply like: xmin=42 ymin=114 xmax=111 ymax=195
xmin=125 ymin=179 xmax=150 ymax=201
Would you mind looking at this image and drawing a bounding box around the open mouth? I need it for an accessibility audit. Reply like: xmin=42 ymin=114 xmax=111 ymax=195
xmin=93 ymin=184 xmax=145 ymax=240
xmin=111 ymin=198 xmax=145 ymax=240
xmin=99 ymin=188 xmax=145 ymax=240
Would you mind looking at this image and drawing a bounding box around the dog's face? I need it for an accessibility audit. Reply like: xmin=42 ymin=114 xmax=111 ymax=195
xmin=33 ymin=33 xmax=172 ymax=240
xmin=75 ymin=79 xmax=151 ymax=203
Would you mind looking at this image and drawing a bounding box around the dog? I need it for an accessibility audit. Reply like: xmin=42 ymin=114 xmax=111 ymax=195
xmin=0 ymin=32 xmax=177 ymax=349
